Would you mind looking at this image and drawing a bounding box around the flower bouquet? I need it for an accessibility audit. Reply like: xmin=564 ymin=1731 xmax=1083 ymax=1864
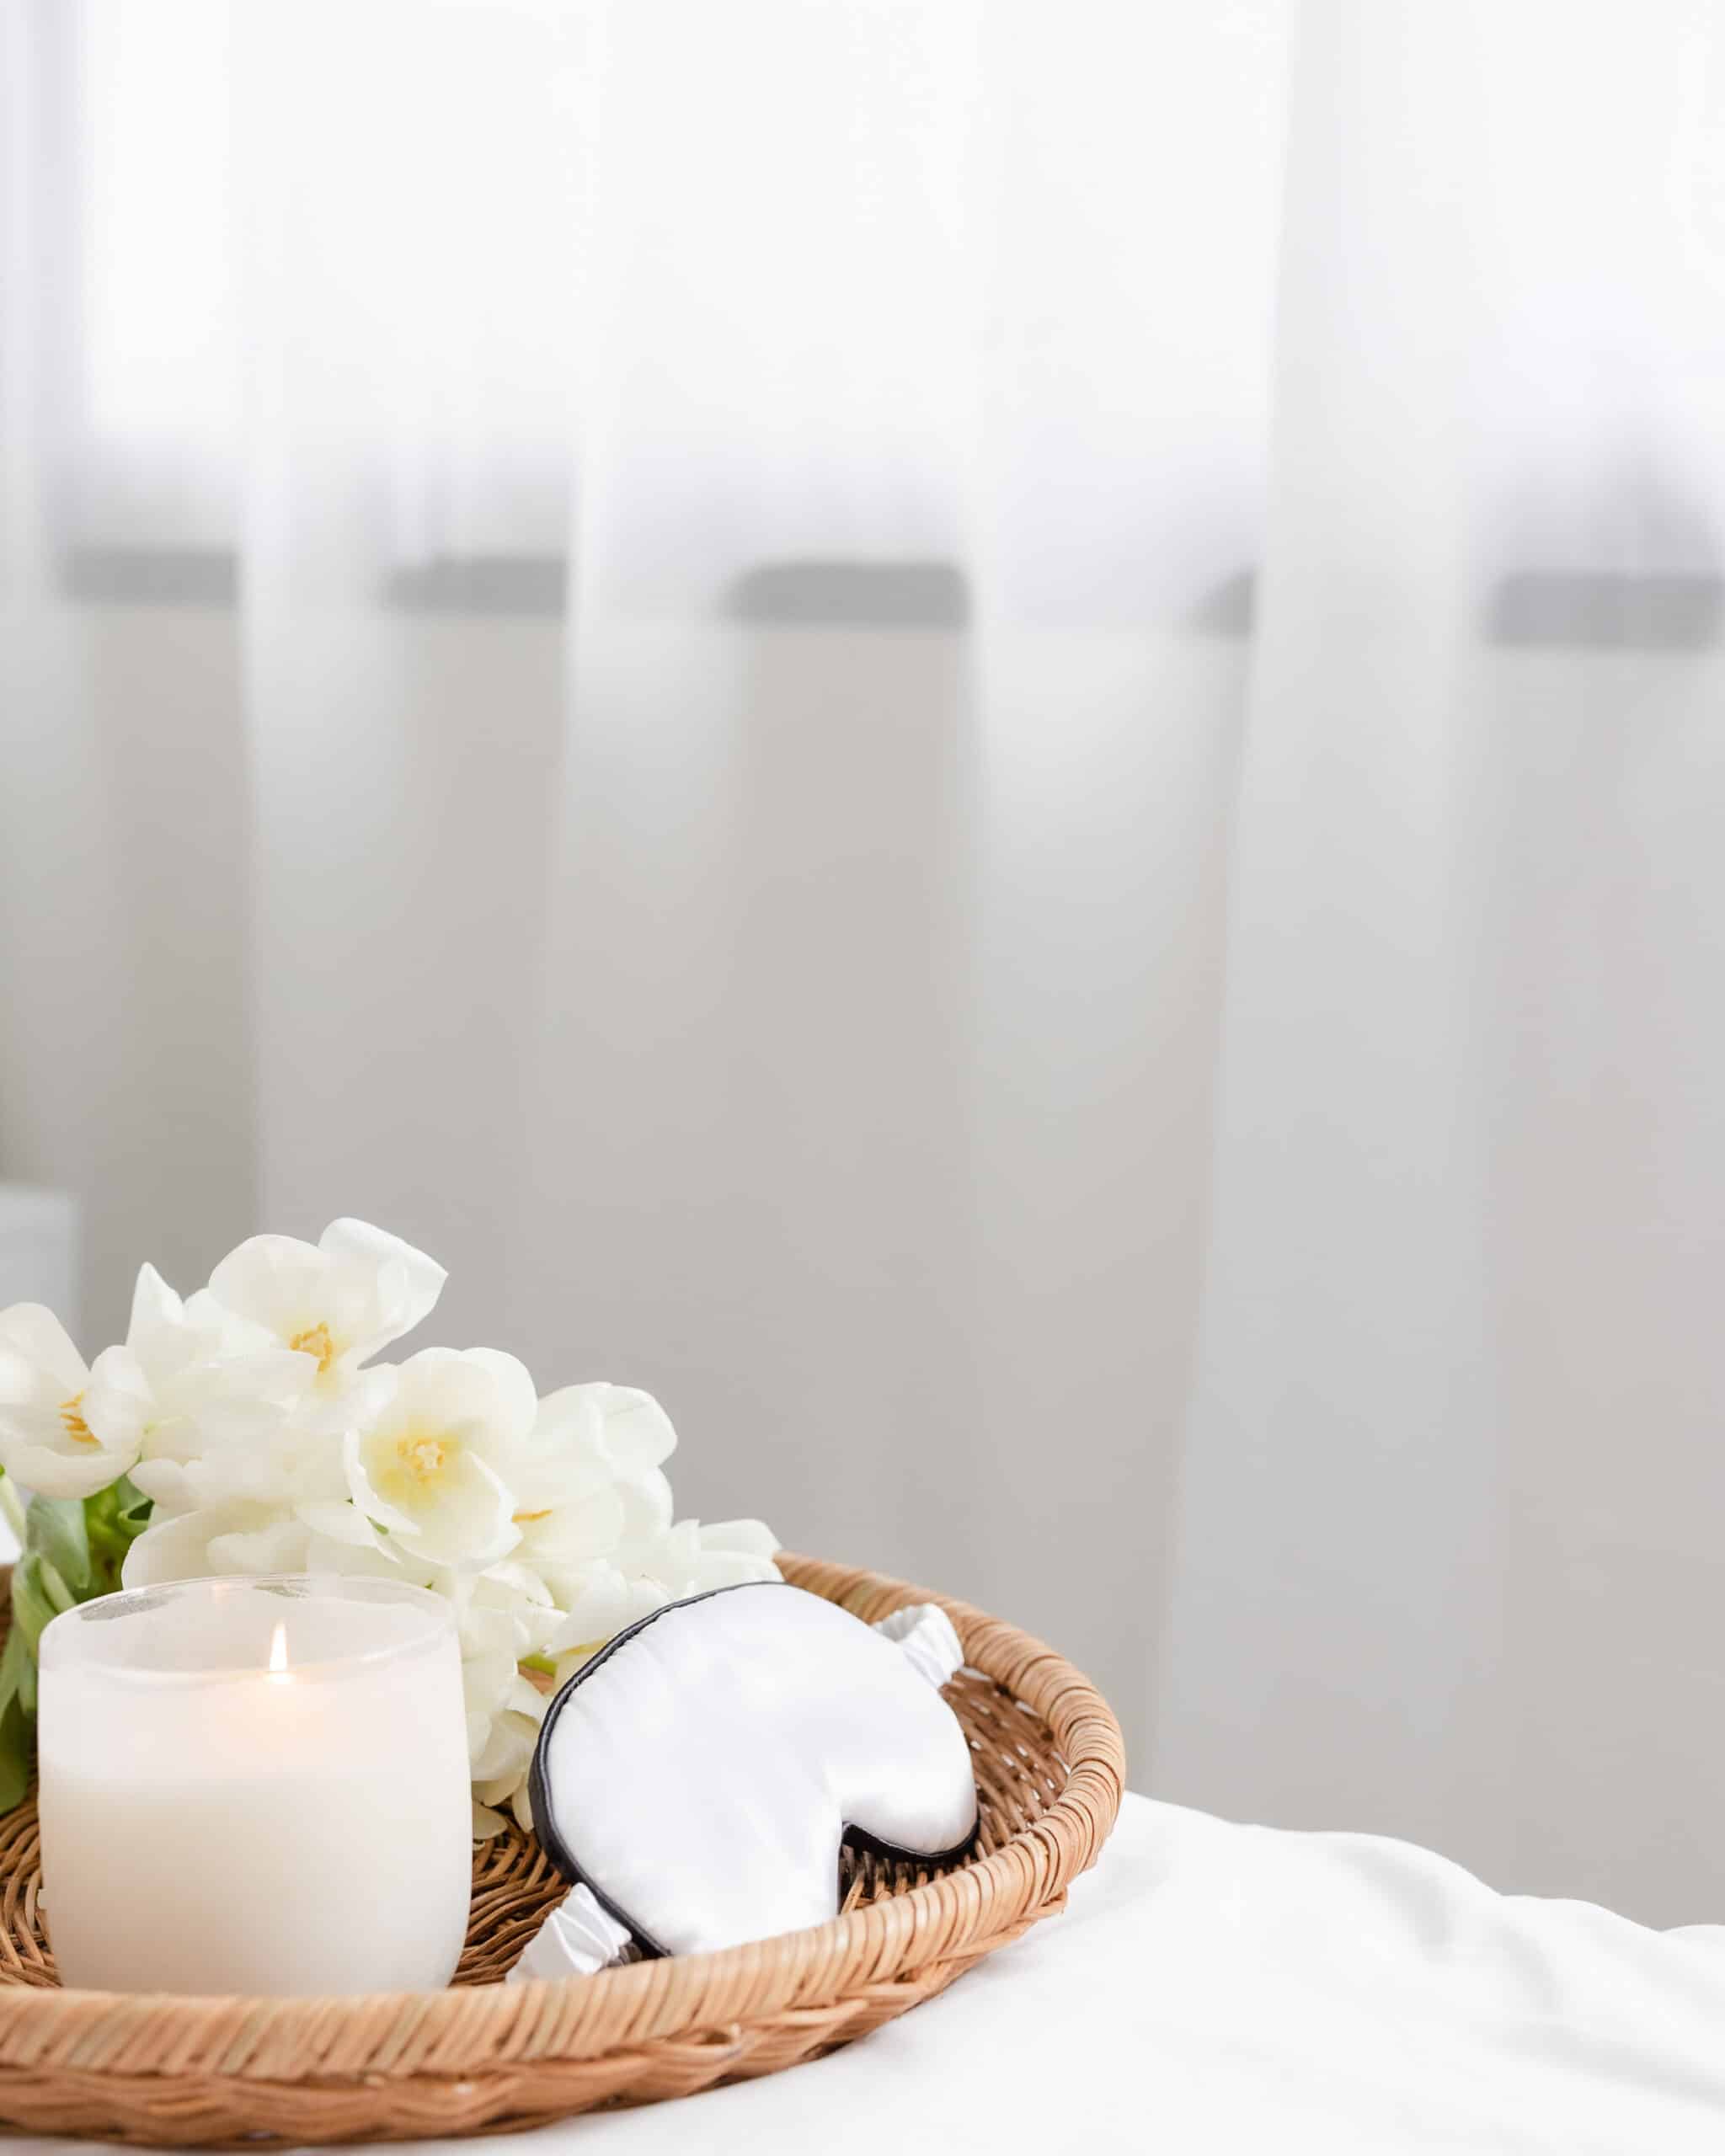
xmin=0 ymin=1219 xmax=778 ymax=1833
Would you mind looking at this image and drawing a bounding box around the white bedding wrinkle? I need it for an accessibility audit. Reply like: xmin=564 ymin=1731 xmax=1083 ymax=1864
xmin=474 ymin=1797 xmax=1725 ymax=2154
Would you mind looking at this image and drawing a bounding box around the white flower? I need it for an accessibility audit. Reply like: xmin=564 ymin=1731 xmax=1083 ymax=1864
xmin=131 ymin=1412 xmax=354 ymax=1542
xmin=500 ymin=1383 xmax=677 ymax=1578
xmin=339 ymin=1347 xmax=537 ymax=1569
xmin=454 ymin=1573 xmax=558 ymax=1838
xmin=465 ymin=1638 xmax=545 ymax=1779
xmin=534 ymin=1390 xmax=681 ymax=1591
xmin=0 ymin=1268 xmax=323 ymax=1506
xmin=537 ymin=1383 xmax=680 ymax=1480
xmin=122 ymin=1496 xmax=313 ymax=1586
xmin=669 ymin=1515 xmax=782 ymax=1588
xmin=11 ymin=1213 xmax=781 ymax=1838
xmin=539 ymin=1561 xmax=670 ymax=1669
xmin=539 ymin=1518 xmax=781 ymax=1679
xmin=205 ymin=1219 xmax=446 ymax=1395
xmin=507 ymin=1482 xmax=625 ymax=1575
xmin=122 ymin=1280 xmax=351 ymax=1540
xmin=123 ymin=1264 xmax=318 ymax=1465
xmin=0 ymin=1305 xmax=152 ymax=1499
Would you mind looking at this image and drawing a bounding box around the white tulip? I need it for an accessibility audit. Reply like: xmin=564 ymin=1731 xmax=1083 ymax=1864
xmin=534 ymin=1382 xmax=679 ymax=1476
xmin=539 ymin=1516 xmax=780 ymax=1678
xmin=121 ymin=1492 xmax=441 ymax=1592
xmin=129 ymin=1374 xmax=365 ymax=1545
xmin=507 ymin=1486 xmax=625 ymax=1573
xmin=340 ymin=1347 xmax=537 ymax=1569
xmin=453 ymin=1572 xmax=558 ymax=1834
xmin=678 ymin=1516 xmax=782 ymax=1586
xmin=0 ymin=1305 xmax=151 ymax=1499
xmin=123 ymin=1263 xmax=317 ymax=1463
xmin=0 ymin=1267 xmax=325 ymax=1504
xmin=615 ymin=1465 xmax=676 ymax=1554
xmin=10 ymin=1214 xmax=781 ymax=1836
xmin=497 ymin=1382 xmax=671 ymax=1577
xmin=205 ymin=1219 xmax=446 ymax=1395
xmin=123 ymin=1496 xmax=312 ymax=1587
xmin=539 ymin=1561 xmax=670 ymax=1667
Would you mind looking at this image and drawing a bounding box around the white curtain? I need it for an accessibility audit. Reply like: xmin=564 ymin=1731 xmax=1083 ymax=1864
xmin=1160 ymin=3 xmax=1725 ymax=1926
xmin=3 ymin=0 xmax=1723 ymax=1924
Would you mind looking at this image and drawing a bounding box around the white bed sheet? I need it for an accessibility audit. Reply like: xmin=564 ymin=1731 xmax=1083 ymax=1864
xmin=32 ymin=1792 xmax=1725 ymax=2153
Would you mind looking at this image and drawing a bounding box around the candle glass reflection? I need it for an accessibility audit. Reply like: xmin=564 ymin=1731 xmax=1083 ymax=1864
xmin=38 ymin=1575 xmax=471 ymax=1996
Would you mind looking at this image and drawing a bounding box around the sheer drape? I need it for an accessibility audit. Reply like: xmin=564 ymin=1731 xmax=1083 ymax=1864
xmin=1160 ymin=0 xmax=1725 ymax=1925
xmin=4 ymin=0 xmax=1723 ymax=1923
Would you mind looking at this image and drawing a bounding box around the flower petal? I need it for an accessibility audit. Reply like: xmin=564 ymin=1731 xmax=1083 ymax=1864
xmin=681 ymin=1543 xmax=782 ymax=1592
xmin=614 ymin=1468 xmax=675 ymax=1551
xmin=518 ymin=1484 xmax=626 ymax=1566
xmin=206 ymin=1235 xmax=328 ymax=1337
xmin=206 ymin=1516 xmax=312 ymax=1574
xmin=2 ymin=1438 xmax=125 ymax=1500
xmin=542 ymin=1563 xmax=665 ymax=1657
xmin=399 ymin=1449 xmax=519 ymax=1569
xmin=0 ymin=1305 xmax=88 ymax=1404
xmin=121 ymin=1502 xmax=287 ymax=1587
xmin=318 ymin=1218 xmax=446 ymax=1356
xmin=595 ymin=1386 xmax=679 ymax=1473
xmin=295 ymin=1497 xmax=387 ymax=1549
xmin=342 ymin=1423 xmax=425 ymax=1540
xmin=460 ymin=1348 xmax=539 ymax=1442
xmin=80 ymin=1345 xmax=154 ymax=1456
xmin=697 ymin=1518 xmax=780 ymax=1561
xmin=127 ymin=1456 xmax=195 ymax=1513
xmin=127 ymin=1262 xmax=184 ymax=1342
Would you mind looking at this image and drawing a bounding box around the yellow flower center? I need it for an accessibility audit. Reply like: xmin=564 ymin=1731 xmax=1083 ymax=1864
xmin=513 ymin=1507 xmax=553 ymax=1524
xmin=396 ymin=1431 xmax=450 ymax=1483
xmin=58 ymin=1394 xmax=98 ymax=1445
xmin=289 ymin=1321 xmax=336 ymax=1376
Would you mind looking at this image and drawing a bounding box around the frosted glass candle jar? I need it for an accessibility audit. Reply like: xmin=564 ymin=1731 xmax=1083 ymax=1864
xmin=37 ymin=1575 xmax=471 ymax=1996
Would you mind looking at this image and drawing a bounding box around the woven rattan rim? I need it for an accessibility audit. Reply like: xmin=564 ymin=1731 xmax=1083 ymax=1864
xmin=0 ymin=1551 xmax=1125 ymax=2144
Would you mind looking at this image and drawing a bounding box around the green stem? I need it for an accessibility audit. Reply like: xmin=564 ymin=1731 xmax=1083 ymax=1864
xmin=37 ymin=1561 xmax=77 ymax=1614
xmin=0 ymin=1476 xmax=24 ymax=1546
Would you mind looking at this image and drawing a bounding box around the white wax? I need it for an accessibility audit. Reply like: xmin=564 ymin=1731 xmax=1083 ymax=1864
xmin=38 ymin=1579 xmax=472 ymax=1996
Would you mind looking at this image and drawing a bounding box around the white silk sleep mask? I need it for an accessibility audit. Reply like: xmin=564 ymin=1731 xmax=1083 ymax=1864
xmin=515 ymin=1581 xmax=980 ymax=1979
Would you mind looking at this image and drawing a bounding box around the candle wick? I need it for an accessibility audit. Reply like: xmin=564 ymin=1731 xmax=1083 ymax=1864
xmin=268 ymin=1623 xmax=290 ymax=1678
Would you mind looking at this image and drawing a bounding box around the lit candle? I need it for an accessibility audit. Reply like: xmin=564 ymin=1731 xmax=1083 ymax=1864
xmin=37 ymin=1575 xmax=472 ymax=1995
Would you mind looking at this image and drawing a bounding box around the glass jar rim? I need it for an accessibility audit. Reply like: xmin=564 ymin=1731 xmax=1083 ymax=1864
xmin=38 ymin=1572 xmax=456 ymax=1684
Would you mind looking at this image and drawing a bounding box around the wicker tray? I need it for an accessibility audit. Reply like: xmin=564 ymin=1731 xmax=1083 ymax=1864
xmin=0 ymin=1552 xmax=1124 ymax=2144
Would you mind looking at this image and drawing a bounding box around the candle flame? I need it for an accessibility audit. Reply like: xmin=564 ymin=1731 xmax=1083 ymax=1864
xmin=268 ymin=1622 xmax=289 ymax=1678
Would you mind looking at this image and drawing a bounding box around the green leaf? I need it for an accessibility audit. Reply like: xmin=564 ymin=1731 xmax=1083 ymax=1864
xmin=36 ymin=1560 xmax=77 ymax=1615
xmin=0 ymin=1620 xmax=35 ymax=1722
xmin=111 ymin=1474 xmax=152 ymax=1524
xmin=25 ymin=1494 xmax=91 ymax=1595
xmin=0 ymin=1627 xmax=35 ymax=1812
xmin=0 ymin=1467 xmax=26 ymax=1549
xmin=9 ymin=1555 xmax=61 ymax=1653
xmin=0 ymin=1701 xmax=28 ymax=1815
xmin=0 ymin=1475 xmax=155 ymax=1818
xmin=84 ymin=1476 xmax=152 ymax=1591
